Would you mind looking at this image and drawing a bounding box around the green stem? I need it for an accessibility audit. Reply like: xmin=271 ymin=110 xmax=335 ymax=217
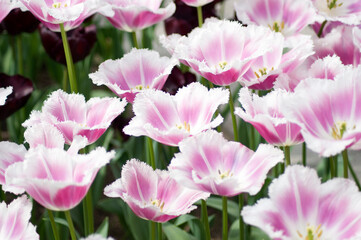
xmin=284 ymin=146 xmax=291 ymax=166
xmin=151 ymin=221 xmax=156 ymax=240
xmin=239 ymin=195 xmax=245 ymax=240
xmin=226 ymin=86 xmax=239 ymax=142
xmin=222 ymin=196 xmax=228 ymax=240
xmin=197 ymin=6 xmax=203 ymax=27
xmin=82 ymin=200 xmax=89 ymax=236
xmin=348 ymin=160 xmax=361 ymax=190
xmin=317 ymin=20 xmax=327 ymax=38
xmin=16 ymin=35 xmax=23 ymax=75
xmin=157 ymin=223 xmax=162 ymax=240
xmin=302 ymin=142 xmax=306 ymax=166
xmin=342 ymin=149 xmax=349 ymax=178
xmin=132 ymin=31 xmax=139 ymax=49
xmin=249 ymin=125 xmax=255 ymax=150
xmin=59 ymin=23 xmax=78 ymax=93
xmin=62 ymin=67 xmax=68 ymax=92
xmin=201 ymin=200 xmax=211 ymax=240
xmin=147 ymin=137 xmax=156 ymax=169
xmin=85 ymin=190 xmax=94 ymax=234
xmin=65 ymin=210 xmax=77 ymax=240
xmin=329 ymin=156 xmax=336 ymax=179
xmin=47 ymin=210 xmax=60 ymax=240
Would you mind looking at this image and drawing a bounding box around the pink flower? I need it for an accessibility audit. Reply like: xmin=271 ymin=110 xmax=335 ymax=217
xmin=242 ymin=165 xmax=361 ymax=240
xmin=24 ymin=123 xmax=66 ymax=149
xmin=0 ymin=195 xmax=39 ymax=240
xmin=23 ymin=89 xmax=127 ymax=145
xmin=235 ymin=0 xmax=317 ymax=36
xmin=18 ymin=0 xmax=113 ymax=31
xmin=281 ymin=67 xmax=361 ymax=157
xmin=80 ymin=234 xmax=114 ymax=240
xmin=0 ymin=86 xmax=12 ymax=106
xmin=6 ymin=143 xmax=114 ymax=211
xmin=235 ymin=88 xmax=304 ymax=146
xmin=0 ymin=0 xmax=20 ymax=22
xmin=123 ymin=82 xmax=229 ymax=146
xmin=169 ymin=130 xmax=283 ymax=197
xmin=104 ymin=159 xmax=209 ymax=222
xmin=179 ymin=0 xmax=214 ymax=7
xmin=89 ymin=48 xmax=178 ymax=103
xmin=311 ymin=0 xmax=361 ymax=24
xmin=161 ymin=18 xmax=278 ymax=86
xmin=101 ymin=0 xmax=175 ymax=32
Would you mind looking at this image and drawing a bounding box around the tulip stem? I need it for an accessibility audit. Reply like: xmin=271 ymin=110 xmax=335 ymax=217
xmin=342 ymin=149 xmax=349 ymax=178
xmin=151 ymin=221 xmax=156 ymax=240
xmin=147 ymin=137 xmax=156 ymax=170
xmin=302 ymin=142 xmax=307 ymax=166
xmin=201 ymin=200 xmax=211 ymax=240
xmin=226 ymin=86 xmax=239 ymax=142
xmin=157 ymin=223 xmax=162 ymax=240
xmin=47 ymin=210 xmax=60 ymax=240
xmin=59 ymin=23 xmax=78 ymax=93
xmin=197 ymin=6 xmax=203 ymax=27
xmin=239 ymin=195 xmax=245 ymax=240
xmin=348 ymin=160 xmax=361 ymax=190
xmin=86 ymin=190 xmax=94 ymax=234
xmin=65 ymin=210 xmax=77 ymax=240
xmin=317 ymin=20 xmax=327 ymax=38
xmin=132 ymin=31 xmax=139 ymax=49
xmin=329 ymin=156 xmax=336 ymax=178
xmin=222 ymin=196 xmax=228 ymax=240
xmin=284 ymin=146 xmax=291 ymax=166
xmin=16 ymin=35 xmax=24 ymax=75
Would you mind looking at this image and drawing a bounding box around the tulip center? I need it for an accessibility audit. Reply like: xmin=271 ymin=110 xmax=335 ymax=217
xmin=52 ymin=2 xmax=68 ymax=8
xmin=254 ymin=67 xmax=274 ymax=79
xmin=327 ymin=0 xmax=343 ymax=10
xmin=331 ymin=121 xmax=355 ymax=140
xmin=176 ymin=121 xmax=190 ymax=132
xmin=297 ymin=224 xmax=323 ymax=240
xmin=132 ymin=85 xmax=149 ymax=91
xmin=151 ymin=199 xmax=165 ymax=211
xmin=218 ymin=170 xmax=233 ymax=180
xmin=269 ymin=21 xmax=285 ymax=32
xmin=218 ymin=61 xmax=228 ymax=70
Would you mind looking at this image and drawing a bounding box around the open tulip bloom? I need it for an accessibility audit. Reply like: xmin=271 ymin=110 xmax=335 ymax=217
xmin=169 ymin=130 xmax=284 ymax=197
xmin=161 ymin=18 xmax=280 ymax=86
xmin=0 ymin=86 xmax=12 ymax=106
xmin=102 ymin=0 xmax=175 ymax=32
xmin=281 ymin=67 xmax=361 ymax=157
xmin=104 ymin=159 xmax=210 ymax=222
xmin=236 ymin=88 xmax=304 ymax=147
xmin=0 ymin=195 xmax=39 ymax=240
xmin=89 ymin=48 xmax=178 ymax=103
xmin=123 ymin=82 xmax=229 ymax=146
xmin=242 ymin=165 xmax=361 ymax=240
xmin=23 ymin=89 xmax=127 ymax=145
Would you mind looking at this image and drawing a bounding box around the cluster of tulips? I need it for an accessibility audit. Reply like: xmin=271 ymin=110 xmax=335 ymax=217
xmin=1 ymin=0 xmax=361 ymax=239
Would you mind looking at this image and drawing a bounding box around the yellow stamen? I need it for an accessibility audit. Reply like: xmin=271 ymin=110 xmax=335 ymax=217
xmin=268 ymin=21 xmax=285 ymax=32
xmin=327 ymin=0 xmax=343 ymax=10
xmin=176 ymin=121 xmax=191 ymax=132
xmin=331 ymin=121 xmax=348 ymax=140
xmin=218 ymin=169 xmax=233 ymax=179
xmin=297 ymin=224 xmax=323 ymax=240
xmin=218 ymin=61 xmax=228 ymax=70
xmin=254 ymin=67 xmax=274 ymax=78
xmin=150 ymin=199 xmax=165 ymax=212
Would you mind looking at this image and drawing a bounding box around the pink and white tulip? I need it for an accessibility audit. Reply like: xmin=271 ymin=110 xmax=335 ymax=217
xmin=104 ymin=159 xmax=209 ymax=222
xmin=102 ymin=0 xmax=175 ymax=32
xmin=6 ymin=143 xmax=114 ymax=211
xmin=89 ymin=48 xmax=178 ymax=103
xmin=161 ymin=18 xmax=279 ymax=86
xmin=242 ymin=165 xmax=361 ymax=240
xmin=235 ymin=0 xmax=317 ymax=36
xmin=0 ymin=86 xmax=12 ymax=106
xmin=18 ymin=0 xmax=113 ymax=31
xmin=235 ymin=88 xmax=303 ymax=146
xmin=169 ymin=130 xmax=283 ymax=197
xmin=123 ymin=82 xmax=229 ymax=146
xmin=80 ymin=234 xmax=114 ymax=240
xmin=0 ymin=195 xmax=39 ymax=240
xmin=23 ymin=89 xmax=127 ymax=145
xmin=281 ymin=67 xmax=361 ymax=157
xmin=179 ymin=0 xmax=214 ymax=7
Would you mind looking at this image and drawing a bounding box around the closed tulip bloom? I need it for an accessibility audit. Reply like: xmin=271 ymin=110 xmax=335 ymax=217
xmin=0 ymin=195 xmax=39 ymax=240
xmin=236 ymin=88 xmax=304 ymax=146
xmin=123 ymin=82 xmax=229 ymax=146
xmin=101 ymin=0 xmax=175 ymax=32
xmin=0 ymin=86 xmax=12 ymax=106
xmin=179 ymin=0 xmax=214 ymax=7
xmin=89 ymin=48 xmax=178 ymax=103
xmin=169 ymin=130 xmax=284 ymax=197
xmin=242 ymin=165 xmax=361 ymax=240
xmin=104 ymin=159 xmax=209 ymax=222
xmin=23 ymin=89 xmax=127 ymax=145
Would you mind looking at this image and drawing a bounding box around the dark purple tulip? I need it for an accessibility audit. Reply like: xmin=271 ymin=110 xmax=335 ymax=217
xmin=162 ymin=67 xmax=196 ymax=95
xmin=1 ymin=9 xmax=40 ymax=35
xmin=39 ymin=24 xmax=97 ymax=65
xmin=0 ymin=74 xmax=33 ymax=120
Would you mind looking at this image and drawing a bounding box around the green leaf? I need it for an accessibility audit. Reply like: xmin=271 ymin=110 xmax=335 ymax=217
xmin=162 ymin=222 xmax=196 ymax=240
xmin=96 ymin=217 xmax=109 ymax=237
xmin=203 ymin=197 xmax=239 ymax=219
xmin=174 ymin=214 xmax=197 ymax=226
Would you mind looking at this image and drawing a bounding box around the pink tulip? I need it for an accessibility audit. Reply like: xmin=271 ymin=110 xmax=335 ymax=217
xmin=89 ymin=48 xmax=178 ymax=103
xmin=0 ymin=86 xmax=12 ymax=106
xmin=179 ymin=0 xmax=214 ymax=7
xmin=311 ymin=0 xmax=361 ymax=24
xmin=236 ymin=88 xmax=304 ymax=146
xmin=101 ymin=0 xmax=175 ymax=32
xmin=0 ymin=195 xmax=39 ymax=240
xmin=18 ymin=0 xmax=113 ymax=31
xmin=6 ymin=143 xmax=114 ymax=211
xmin=242 ymin=165 xmax=361 ymax=240
xmin=235 ymin=0 xmax=317 ymax=36
xmin=104 ymin=159 xmax=209 ymax=222
xmin=0 ymin=0 xmax=20 ymax=22
xmin=169 ymin=130 xmax=283 ymax=197
xmin=123 ymin=82 xmax=229 ymax=146
xmin=161 ymin=18 xmax=279 ymax=86
xmin=23 ymin=89 xmax=127 ymax=145
xmin=281 ymin=67 xmax=361 ymax=157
